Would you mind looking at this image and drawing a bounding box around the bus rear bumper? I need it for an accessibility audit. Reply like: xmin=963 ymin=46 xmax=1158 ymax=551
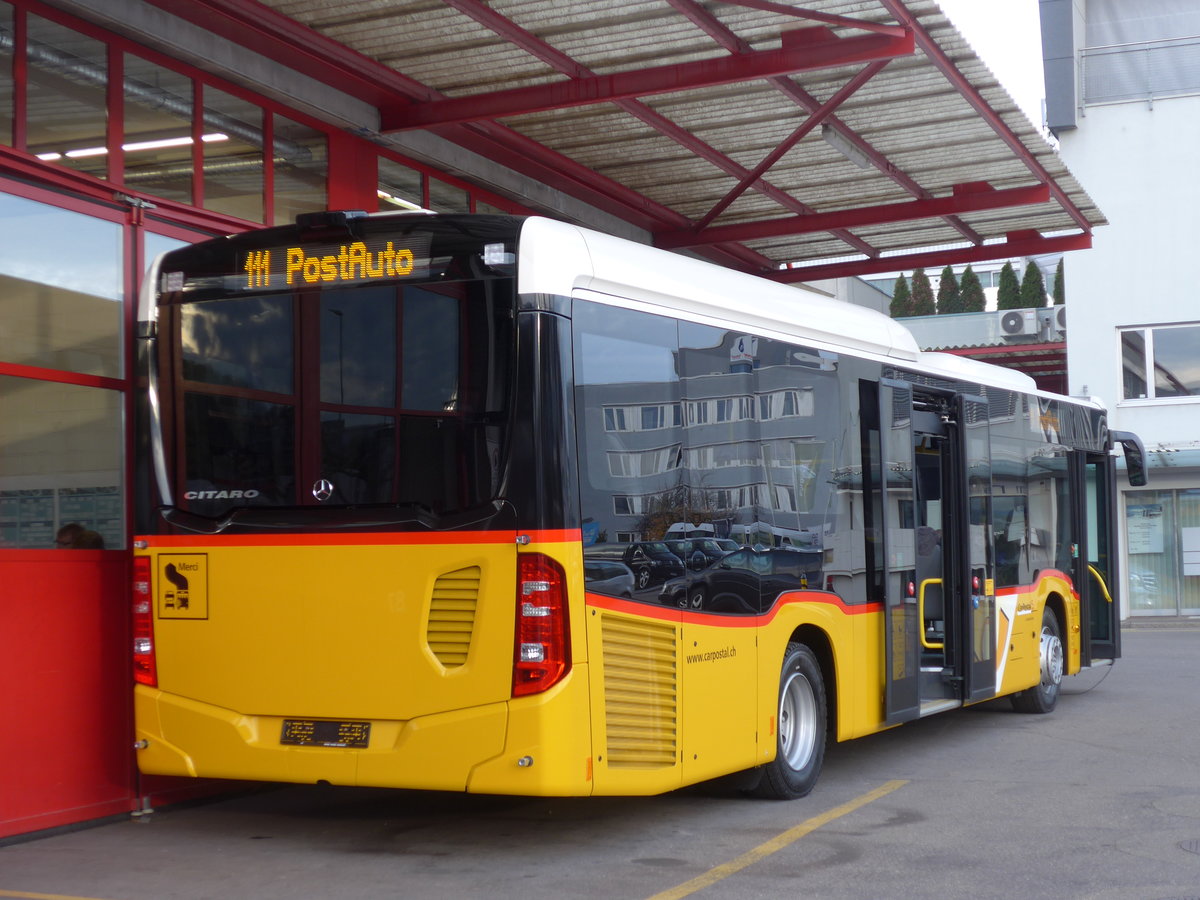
xmin=134 ymin=686 xmax=508 ymax=791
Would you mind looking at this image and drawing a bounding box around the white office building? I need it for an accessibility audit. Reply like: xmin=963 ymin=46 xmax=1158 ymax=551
xmin=1041 ymin=0 xmax=1200 ymax=617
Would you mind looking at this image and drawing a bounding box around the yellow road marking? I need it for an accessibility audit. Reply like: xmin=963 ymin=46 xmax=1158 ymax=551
xmin=645 ymin=779 xmax=908 ymax=900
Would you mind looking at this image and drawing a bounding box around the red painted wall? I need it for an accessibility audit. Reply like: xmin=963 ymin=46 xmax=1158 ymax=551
xmin=0 ymin=550 xmax=136 ymax=839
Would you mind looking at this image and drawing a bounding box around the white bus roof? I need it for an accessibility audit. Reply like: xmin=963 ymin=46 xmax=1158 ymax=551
xmin=518 ymin=216 xmax=922 ymax=364
xmin=515 ymin=217 xmax=1073 ymax=399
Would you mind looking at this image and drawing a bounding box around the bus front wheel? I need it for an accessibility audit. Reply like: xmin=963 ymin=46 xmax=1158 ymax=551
xmin=752 ymin=642 xmax=827 ymax=800
xmin=1011 ymin=607 xmax=1063 ymax=714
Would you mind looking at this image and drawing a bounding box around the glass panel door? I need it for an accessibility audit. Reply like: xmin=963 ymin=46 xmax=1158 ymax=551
xmin=1126 ymin=490 xmax=1177 ymax=614
xmin=1175 ymin=489 xmax=1200 ymax=617
xmin=1078 ymin=453 xmax=1119 ymax=661
xmin=962 ymin=396 xmax=996 ymax=701
xmin=880 ymin=380 xmax=918 ymax=724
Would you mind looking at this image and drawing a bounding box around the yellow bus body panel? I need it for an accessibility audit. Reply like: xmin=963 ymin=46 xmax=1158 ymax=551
xmin=994 ymin=573 xmax=1079 ymax=696
xmin=135 ymin=531 xmax=1089 ymax=795
xmin=135 ymin=536 xmax=599 ymax=793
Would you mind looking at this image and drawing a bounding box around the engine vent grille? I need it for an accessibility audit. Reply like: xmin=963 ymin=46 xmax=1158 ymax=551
xmin=427 ymin=566 xmax=481 ymax=668
xmin=601 ymin=615 xmax=678 ymax=768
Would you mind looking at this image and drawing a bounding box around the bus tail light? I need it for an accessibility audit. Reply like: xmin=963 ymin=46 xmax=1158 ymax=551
xmin=513 ymin=553 xmax=570 ymax=697
xmin=132 ymin=556 xmax=158 ymax=687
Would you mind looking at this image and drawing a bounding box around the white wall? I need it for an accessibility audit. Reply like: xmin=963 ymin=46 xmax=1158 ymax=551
xmin=1056 ymin=95 xmax=1200 ymax=446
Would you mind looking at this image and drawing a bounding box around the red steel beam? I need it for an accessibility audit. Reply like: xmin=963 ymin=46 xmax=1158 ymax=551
xmin=713 ymin=0 xmax=909 ymax=37
xmin=772 ymin=232 xmax=1091 ymax=283
xmin=658 ymin=183 xmax=1051 ymax=248
xmin=692 ymin=57 xmax=892 ymax=230
xmin=141 ymin=0 xmax=774 ymax=268
xmin=668 ymin=0 xmax=984 ymax=246
xmin=381 ymin=29 xmax=913 ymax=131
xmin=878 ymin=0 xmax=1093 ymax=234
xmin=440 ymin=0 xmax=887 ymax=260
xmin=142 ymin=0 xmax=437 ymax=106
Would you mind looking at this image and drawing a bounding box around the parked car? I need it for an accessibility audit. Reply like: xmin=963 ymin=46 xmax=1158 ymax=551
xmin=585 ymin=542 xmax=686 ymax=591
xmin=665 ymin=537 xmax=740 ymax=572
xmin=582 ymin=559 xmax=635 ymax=599
xmin=659 ymin=546 xmax=823 ymax=614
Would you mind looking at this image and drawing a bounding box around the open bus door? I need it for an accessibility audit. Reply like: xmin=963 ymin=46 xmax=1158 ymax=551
xmin=1074 ymin=450 xmax=1119 ymax=665
xmin=1074 ymin=431 xmax=1144 ymax=666
xmin=879 ymin=383 xmax=995 ymax=725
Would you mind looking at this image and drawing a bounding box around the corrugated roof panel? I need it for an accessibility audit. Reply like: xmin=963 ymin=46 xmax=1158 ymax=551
xmin=245 ymin=0 xmax=1105 ymax=276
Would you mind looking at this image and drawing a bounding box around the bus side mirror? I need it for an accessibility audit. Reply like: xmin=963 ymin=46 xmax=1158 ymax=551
xmin=1112 ymin=430 xmax=1148 ymax=487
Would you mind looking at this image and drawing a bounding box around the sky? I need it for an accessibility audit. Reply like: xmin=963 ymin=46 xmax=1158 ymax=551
xmin=936 ymin=0 xmax=1045 ymax=126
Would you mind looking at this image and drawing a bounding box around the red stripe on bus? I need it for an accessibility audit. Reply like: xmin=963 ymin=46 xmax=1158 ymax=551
xmin=137 ymin=529 xmax=581 ymax=548
xmin=995 ymin=569 xmax=1073 ymax=596
xmin=586 ymin=591 xmax=882 ymax=626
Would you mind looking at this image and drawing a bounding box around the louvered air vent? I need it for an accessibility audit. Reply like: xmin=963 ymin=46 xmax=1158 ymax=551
xmin=601 ymin=614 xmax=678 ymax=768
xmin=426 ymin=566 xmax=481 ymax=668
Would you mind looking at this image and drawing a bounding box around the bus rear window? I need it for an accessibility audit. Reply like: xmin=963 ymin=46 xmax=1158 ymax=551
xmin=167 ymin=277 xmax=514 ymax=523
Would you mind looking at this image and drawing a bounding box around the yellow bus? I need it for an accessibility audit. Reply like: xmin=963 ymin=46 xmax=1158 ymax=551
xmin=132 ymin=212 xmax=1145 ymax=799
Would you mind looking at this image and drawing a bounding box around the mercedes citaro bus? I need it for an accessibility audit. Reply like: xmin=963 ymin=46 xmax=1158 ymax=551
xmin=132 ymin=212 xmax=1145 ymax=800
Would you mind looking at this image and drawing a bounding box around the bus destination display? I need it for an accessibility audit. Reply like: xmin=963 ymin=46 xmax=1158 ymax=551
xmin=240 ymin=234 xmax=433 ymax=290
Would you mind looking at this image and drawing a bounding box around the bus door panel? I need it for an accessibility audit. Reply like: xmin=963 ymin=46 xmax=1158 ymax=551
xmin=1074 ymin=451 xmax=1120 ymax=664
xmin=961 ymin=395 xmax=997 ymax=702
xmin=679 ymin=618 xmax=759 ymax=784
xmin=880 ymin=380 xmax=919 ymax=724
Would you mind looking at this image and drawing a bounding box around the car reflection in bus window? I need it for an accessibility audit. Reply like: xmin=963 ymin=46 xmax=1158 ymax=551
xmin=659 ymin=547 xmax=822 ymax=614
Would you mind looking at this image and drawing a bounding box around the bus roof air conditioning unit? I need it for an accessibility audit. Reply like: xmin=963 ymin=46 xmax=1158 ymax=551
xmin=999 ymin=309 xmax=1038 ymax=337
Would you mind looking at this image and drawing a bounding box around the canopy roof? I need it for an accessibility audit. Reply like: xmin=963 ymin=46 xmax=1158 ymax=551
xmin=149 ymin=0 xmax=1103 ymax=281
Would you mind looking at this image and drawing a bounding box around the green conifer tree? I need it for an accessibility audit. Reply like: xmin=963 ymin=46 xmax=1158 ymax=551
xmin=910 ymin=268 xmax=936 ymax=316
xmin=996 ymin=261 xmax=1021 ymax=310
xmin=960 ymin=265 xmax=985 ymax=312
xmin=936 ymin=265 xmax=963 ymax=314
xmin=889 ymin=274 xmax=912 ymax=318
xmin=1053 ymin=258 xmax=1065 ymax=305
xmin=1019 ymin=260 xmax=1047 ymax=308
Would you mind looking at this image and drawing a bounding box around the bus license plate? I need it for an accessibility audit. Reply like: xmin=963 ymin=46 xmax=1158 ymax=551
xmin=280 ymin=719 xmax=370 ymax=748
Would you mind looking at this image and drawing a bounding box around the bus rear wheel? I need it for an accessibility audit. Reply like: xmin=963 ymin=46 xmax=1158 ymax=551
xmin=1011 ymin=607 xmax=1063 ymax=714
xmin=752 ymin=642 xmax=826 ymax=800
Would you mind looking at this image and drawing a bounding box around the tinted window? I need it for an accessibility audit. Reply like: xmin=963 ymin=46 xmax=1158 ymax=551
xmin=574 ymin=302 xmax=682 ymax=602
xmin=183 ymin=394 xmax=295 ymax=514
xmin=320 ymin=412 xmax=395 ymax=504
xmin=321 ymin=288 xmax=395 ymax=406
xmin=402 ymin=287 xmax=460 ymax=411
xmin=181 ymin=296 xmax=293 ymax=394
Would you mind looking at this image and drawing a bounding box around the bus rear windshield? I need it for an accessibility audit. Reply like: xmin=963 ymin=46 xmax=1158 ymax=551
xmin=155 ymin=216 xmax=519 ymax=527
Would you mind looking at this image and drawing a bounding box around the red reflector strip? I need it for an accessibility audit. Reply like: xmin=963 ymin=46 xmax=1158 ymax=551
xmin=132 ymin=556 xmax=157 ymax=687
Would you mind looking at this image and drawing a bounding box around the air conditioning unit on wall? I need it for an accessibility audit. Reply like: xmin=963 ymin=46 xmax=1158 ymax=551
xmin=998 ymin=309 xmax=1038 ymax=336
xmin=1036 ymin=305 xmax=1067 ymax=338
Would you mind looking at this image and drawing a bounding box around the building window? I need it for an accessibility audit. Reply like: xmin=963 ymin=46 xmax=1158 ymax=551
xmin=607 ymin=444 xmax=682 ymax=477
xmin=0 ymin=375 xmax=124 ymax=549
xmin=272 ymin=113 xmax=327 ymax=224
xmin=603 ymin=403 xmax=682 ymax=432
xmin=26 ymin=15 xmax=109 ymax=180
xmin=0 ymin=192 xmax=123 ymax=377
xmin=0 ymin=4 xmax=12 ymax=147
xmin=1121 ymin=324 xmax=1200 ymax=400
xmin=378 ymin=157 xmax=425 ymax=211
xmin=429 ymin=177 xmax=469 ymax=213
xmin=203 ymin=86 xmax=264 ymax=223
xmin=124 ymin=55 xmax=194 ymax=204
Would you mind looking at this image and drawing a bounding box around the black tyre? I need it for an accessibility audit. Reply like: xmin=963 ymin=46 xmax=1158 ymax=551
xmin=752 ymin=642 xmax=826 ymax=800
xmin=1011 ymin=607 xmax=1063 ymax=714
